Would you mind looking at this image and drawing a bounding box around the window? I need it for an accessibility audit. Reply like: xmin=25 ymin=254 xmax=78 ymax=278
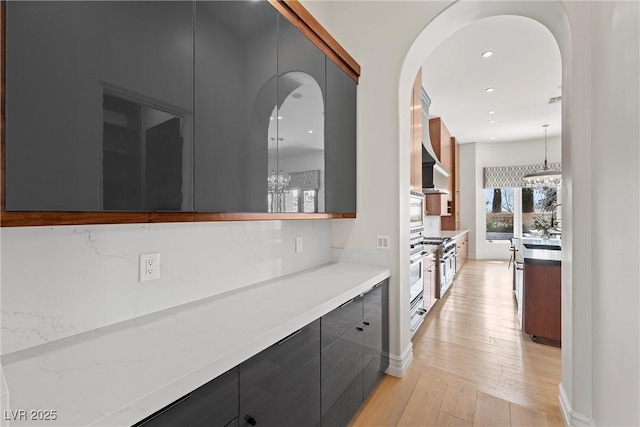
xmin=522 ymin=187 xmax=557 ymax=235
xmin=485 ymin=188 xmax=515 ymax=241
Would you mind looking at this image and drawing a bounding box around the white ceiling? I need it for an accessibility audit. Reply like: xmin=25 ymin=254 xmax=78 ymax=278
xmin=422 ymin=15 xmax=562 ymax=144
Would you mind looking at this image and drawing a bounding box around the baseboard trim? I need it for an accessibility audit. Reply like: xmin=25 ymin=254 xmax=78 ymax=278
xmin=385 ymin=342 xmax=413 ymax=378
xmin=559 ymin=384 xmax=595 ymax=426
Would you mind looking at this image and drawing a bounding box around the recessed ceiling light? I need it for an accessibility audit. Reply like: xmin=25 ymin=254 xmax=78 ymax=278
xmin=308 ymin=130 xmax=313 ymax=134
xmin=488 ymin=110 xmax=495 ymax=114
xmin=277 ymin=116 xmax=283 ymax=120
xmin=489 ymin=120 xmax=496 ymax=124
xmin=482 ymin=51 xmax=493 ymax=58
xmin=485 ymin=87 xmax=495 ymax=93
xmin=491 ymin=137 xmax=496 ymax=140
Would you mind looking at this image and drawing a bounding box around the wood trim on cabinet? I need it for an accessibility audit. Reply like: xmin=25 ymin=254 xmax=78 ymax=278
xmin=0 ymin=1 xmax=359 ymax=227
xmin=268 ymin=0 xmax=360 ymax=82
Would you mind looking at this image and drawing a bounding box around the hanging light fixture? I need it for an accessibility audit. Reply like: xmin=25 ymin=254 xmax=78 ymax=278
xmin=523 ymin=124 xmax=561 ymax=188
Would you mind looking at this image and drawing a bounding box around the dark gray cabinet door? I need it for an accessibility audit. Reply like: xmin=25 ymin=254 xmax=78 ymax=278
xmin=194 ymin=1 xmax=278 ymax=212
xmin=134 ymin=367 xmax=239 ymax=427
xmin=363 ymin=281 xmax=389 ymax=397
xmin=320 ymin=295 xmax=364 ymax=351
xmin=325 ymin=59 xmax=357 ymax=214
xmin=321 ymin=326 xmax=364 ymax=427
xmin=272 ymin=17 xmax=326 ymax=213
xmin=239 ymin=320 xmax=321 ymax=427
xmin=5 ymin=1 xmax=194 ymax=211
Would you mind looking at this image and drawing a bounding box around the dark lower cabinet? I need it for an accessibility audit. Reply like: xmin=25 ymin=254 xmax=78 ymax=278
xmin=239 ymin=320 xmax=321 ymax=427
xmin=321 ymin=326 xmax=364 ymax=427
xmin=133 ymin=367 xmax=238 ymax=427
xmin=133 ymin=282 xmax=387 ymax=427
xmin=363 ymin=282 xmax=389 ymax=397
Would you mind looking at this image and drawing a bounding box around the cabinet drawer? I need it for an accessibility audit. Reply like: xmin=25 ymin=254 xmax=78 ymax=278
xmin=240 ymin=354 xmax=321 ymax=427
xmin=321 ymin=295 xmax=363 ymax=350
xmin=134 ymin=367 xmax=238 ymax=427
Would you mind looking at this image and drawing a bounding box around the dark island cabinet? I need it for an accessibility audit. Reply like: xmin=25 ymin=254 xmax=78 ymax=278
xmin=363 ymin=282 xmax=389 ymax=397
xmin=133 ymin=367 xmax=239 ymax=427
xmin=5 ymin=1 xmax=194 ymax=212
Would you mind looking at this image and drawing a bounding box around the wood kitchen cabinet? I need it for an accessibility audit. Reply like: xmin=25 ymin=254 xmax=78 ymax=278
xmin=410 ymin=70 xmax=423 ymax=192
xmin=442 ymin=137 xmax=461 ymax=230
xmin=425 ymin=117 xmax=453 ymax=217
xmin=455 ymin=231 xmax=469 ymax=273
xmin=524 ymin=260 xmax=561 ymax=345
xmin=422 ymin=251 xmax=438 ymax=312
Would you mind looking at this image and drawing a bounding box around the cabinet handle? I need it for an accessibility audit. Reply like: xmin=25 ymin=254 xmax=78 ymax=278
xmin=339 ymin=298 xmax=356 ymax=308
xmin=276 ymin=328 xmax=304 ymax=346
xmin=356 ymin=327 xmax=364 ymax=332
xmin=363 ymin=321 xmax=370 ymax=326
xmin=244 ymin=415 xmax=257 ymax=426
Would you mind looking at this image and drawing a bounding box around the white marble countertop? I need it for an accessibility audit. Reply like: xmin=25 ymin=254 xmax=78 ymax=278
xmin=1 ymin=263 xmax=390 ymax=427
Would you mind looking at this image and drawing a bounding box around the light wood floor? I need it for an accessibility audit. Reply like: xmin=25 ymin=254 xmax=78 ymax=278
xmin=351 ymin=259 xmax=564 ymax=427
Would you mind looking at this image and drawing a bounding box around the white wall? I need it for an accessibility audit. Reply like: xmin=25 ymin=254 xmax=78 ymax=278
xmin=461 ymin=136 xmax=561 ymax=260
xmin=1 ymin=221 xmax=331 ymax=355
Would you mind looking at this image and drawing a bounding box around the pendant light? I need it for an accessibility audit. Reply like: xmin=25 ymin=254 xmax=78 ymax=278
xmin=523 ymin=124 xmax=561 ymax=188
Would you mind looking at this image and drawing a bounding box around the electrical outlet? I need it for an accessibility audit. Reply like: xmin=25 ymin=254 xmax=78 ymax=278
xmin=139 ymin=253 xmax=160 ymax=282
xmin=377 ymin=236 xmax=390 ymax=249
xmin=295 ymin=236 xmax=304 ymax=253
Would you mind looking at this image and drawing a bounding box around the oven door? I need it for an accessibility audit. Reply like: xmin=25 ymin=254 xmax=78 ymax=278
xmin=409 ymin=252 xmax=424 ymax=305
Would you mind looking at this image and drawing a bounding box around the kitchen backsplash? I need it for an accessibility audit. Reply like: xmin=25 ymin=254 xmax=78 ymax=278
xmin=1 ymin=220 xmax=331 ymax=355
xmin=424 ymin=215 xmax=441 ymax=235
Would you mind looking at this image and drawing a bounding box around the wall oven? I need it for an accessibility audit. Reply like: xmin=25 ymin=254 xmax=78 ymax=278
xmin=409 ymin=191 xmax=425 ymax=234
xmin=409 ymin=250 xmax=426 ymax=336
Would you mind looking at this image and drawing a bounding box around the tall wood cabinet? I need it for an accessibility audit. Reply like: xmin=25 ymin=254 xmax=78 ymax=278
xmin=410 ymin=70 xmax=422 ymax=192
xmin=425 ymin=118 xmax=452 ymax=217
xmin=442 ymin=136 xmax=461 ymax=230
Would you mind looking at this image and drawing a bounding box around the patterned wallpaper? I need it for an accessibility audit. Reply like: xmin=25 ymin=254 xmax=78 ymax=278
xmin=483 ymin=162 xmax=561 ymax=188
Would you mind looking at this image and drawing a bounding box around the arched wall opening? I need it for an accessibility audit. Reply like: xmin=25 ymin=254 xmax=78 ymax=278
xmin=397 ymin=2 xmax=586 ymax=425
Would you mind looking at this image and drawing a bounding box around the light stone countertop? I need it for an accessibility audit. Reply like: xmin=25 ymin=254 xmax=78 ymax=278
xmin=424 ymin=229 xmax=469 ymax=240
xmin=1 ymin=263 xmax=390 ymax=427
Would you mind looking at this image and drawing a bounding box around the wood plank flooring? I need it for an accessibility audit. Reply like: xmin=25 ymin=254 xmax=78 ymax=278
xmin=351 ymin=260 xmax=564 ymax=427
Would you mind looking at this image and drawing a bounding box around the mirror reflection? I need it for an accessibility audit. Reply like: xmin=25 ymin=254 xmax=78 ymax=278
xmin=267 ymin=73 xmax=325 ymax=213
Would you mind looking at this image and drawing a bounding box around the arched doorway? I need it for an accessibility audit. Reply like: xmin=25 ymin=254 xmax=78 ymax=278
xmin=397 ymin=2 xmax=581 ymax=424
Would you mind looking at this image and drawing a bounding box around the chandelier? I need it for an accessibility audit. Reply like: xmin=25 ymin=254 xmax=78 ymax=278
xmin=523 ymin=124 xmax=562 ymax=188
xmin=268 ymin=170 xmax=291 ymax=192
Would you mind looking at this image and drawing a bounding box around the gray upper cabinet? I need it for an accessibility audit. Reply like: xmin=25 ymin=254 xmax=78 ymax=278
xmin=325 ymin=59 xmax=357 ymax=214
xmin=269 ymin=16 xmax=326 ymax=213
xmin=195 ymin=1 xmax=278 ymax=213
xmin=4 ymin=1 xmax=356 ymax=217
xmin=5 ymin=1 xmax=194 ymax=211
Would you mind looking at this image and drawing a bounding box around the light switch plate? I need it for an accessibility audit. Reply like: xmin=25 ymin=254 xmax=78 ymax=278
xmin=377 ymin=236 xmax=390 ymax=249
xmin=295 ymin=236 xmax=304 ymax=253
xmin=139 ymin=253 xmax=160 ymax=282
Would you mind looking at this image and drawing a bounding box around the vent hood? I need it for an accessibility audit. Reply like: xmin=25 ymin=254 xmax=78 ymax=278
xmin=420 ymin=89 xmax=450 ymax=194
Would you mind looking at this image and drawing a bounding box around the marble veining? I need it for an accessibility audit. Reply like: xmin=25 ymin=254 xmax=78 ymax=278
xmin=1 ymin=263 xmax=389 ymax=427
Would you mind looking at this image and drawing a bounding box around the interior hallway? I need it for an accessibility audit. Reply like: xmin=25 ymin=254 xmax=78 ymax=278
xmin=351 ymin=260 xmax=564 ymax=426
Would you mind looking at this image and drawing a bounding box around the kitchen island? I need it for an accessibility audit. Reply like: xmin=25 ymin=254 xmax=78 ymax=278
xmin=1 ymin=263 xmax=389 ymax=427
xmin=514 ymin=238 xmax=561 ymax=346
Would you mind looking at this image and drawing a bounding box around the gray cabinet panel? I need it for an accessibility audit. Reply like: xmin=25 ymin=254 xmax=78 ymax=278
xmin=321 ymin=295 xmax=363 ymax=351
xmin=134 ymin=367 xmax=238 ymax=427
xmin=5 ymin=1 xmax=194 ymax=211
xmin=363 ymin=282 xmax=389 ymax=397
xmin=271 ymin=17 xmax=326 ymax=213
xmin=325 ymin=59 xmax=357 ymax=213
xmin=195 ymin=1 xmax=277 ymax=212
xmin=239 ymin=320 xmax=321 ymax=427
xmin=321 ymin=326 xmax=364 ymax=427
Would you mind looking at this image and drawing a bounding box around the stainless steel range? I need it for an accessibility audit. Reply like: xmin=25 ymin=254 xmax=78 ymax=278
xmin=423 ymin=237 xmax=457 ymax=298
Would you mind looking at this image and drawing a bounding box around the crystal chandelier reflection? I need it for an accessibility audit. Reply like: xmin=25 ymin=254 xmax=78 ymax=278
xmin=523 ymin=124 xmax=562 ymax=188
xmin=268 ymin=170 xmax=291 ymax=193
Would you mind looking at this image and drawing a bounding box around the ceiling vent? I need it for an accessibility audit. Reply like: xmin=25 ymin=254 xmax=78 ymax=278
xmin=548 ymin=96 xmax=562 ymax=104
